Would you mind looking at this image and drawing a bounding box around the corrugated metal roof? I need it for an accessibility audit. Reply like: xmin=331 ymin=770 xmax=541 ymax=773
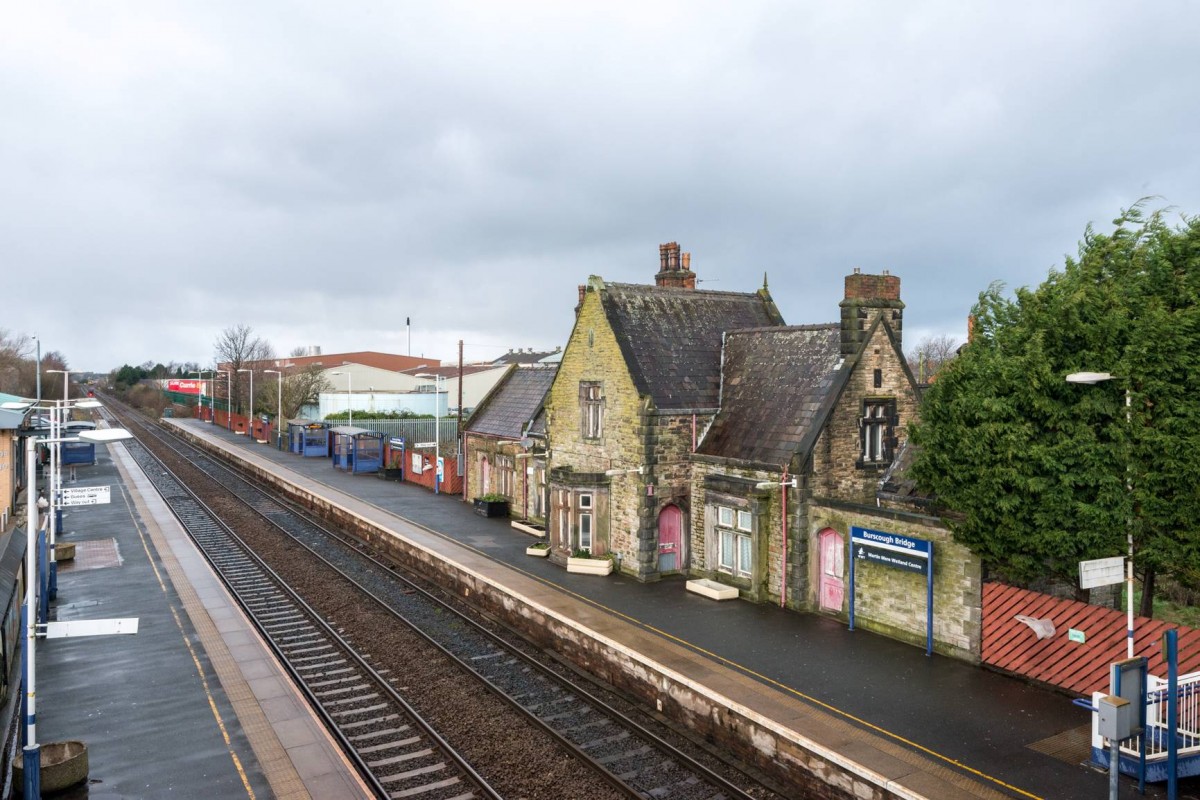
xmin=602 ymin=283 xmax=784 ymax=410
xmin=696 ymin=325 xmax=841 ymax=465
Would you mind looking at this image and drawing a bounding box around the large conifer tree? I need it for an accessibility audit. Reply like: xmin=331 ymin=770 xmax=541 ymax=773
xmin=911 ymin=206 xmax=1200 ymax=612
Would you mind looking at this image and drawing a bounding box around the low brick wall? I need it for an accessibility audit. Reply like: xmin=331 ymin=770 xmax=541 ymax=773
xmin=170 ymin=422 xmax=969 ymax=799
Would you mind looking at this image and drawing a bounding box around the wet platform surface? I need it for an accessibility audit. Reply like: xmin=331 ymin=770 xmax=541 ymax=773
xmin=34 ymin=433 xmax=367 ymax=798
xmin=168 ymin=419 xmax=1195 ymax=800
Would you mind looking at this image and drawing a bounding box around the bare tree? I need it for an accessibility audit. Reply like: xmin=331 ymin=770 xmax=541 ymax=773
xmin=0 ymin=329 xmax=34 ymax=394
xmin=40 ymin=351 xmax=70 ymax=398
xmin=262 ymin=365 xmax=332 ymax=422
xmin=214 ymin=324 xmax=275 ymax=415
xmin=906 ymin=334 xmax=961 ymax=383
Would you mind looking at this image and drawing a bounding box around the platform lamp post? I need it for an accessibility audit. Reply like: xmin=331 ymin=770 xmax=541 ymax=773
xmin=190 ymin=370 xmax=209 ymax=422
xmin=1066 ymin=370 xmax=1135 ymax=659
xmin=415 ymin=373 xmax=445 ymax=494
xmin=13 ymin=415 xmax=131 ymax=798
xmin=264 ymin=369 xmax=283 ymax=449
xmin=331 ymin=370 xmax=352 ymax=427
xmin=237 ymin=368 xmax=254 ymax=436
xmin=218 ymin=369 xmax=232 ymax=429
xmin=42 ymin=369 xmax=72 ymax=604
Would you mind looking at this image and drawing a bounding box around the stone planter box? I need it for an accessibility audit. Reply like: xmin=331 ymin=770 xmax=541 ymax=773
xmin=511 ymin=520 xmax=546 ymax=537
xmin=473 ymin=498 xmax=510 ymax=518
xmin=686 ymin=578 xmax=739 ymax=601
xmin=567 ymin=556 xmax=613 ymax=576
xmin=13 ymin=740 xmax=88 ymax=794
xmin=54 ymin=542 xmax=77 ymax=562
xmin=525 ymin=545 xmax=550 ymax=557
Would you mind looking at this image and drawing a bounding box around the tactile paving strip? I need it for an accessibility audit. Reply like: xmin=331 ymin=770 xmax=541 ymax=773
xmin=1027 ymin=724 xmax=1091 ymax=766
xmin=58 ymin=538 xmax=122 ymax=571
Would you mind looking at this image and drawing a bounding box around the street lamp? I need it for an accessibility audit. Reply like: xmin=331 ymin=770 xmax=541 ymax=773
xmin=4 ymin=395 xmax=104 ymax=611
xmin=237 ymin=368 xmax=254 ymax=436
xmin=19 ymin=424 xmax=131 ymax=798
xmin=190 ymin=370 xmax=209 ymax=422
xmin=264 ymin=369 xmax=283 ymax=450
xmin=43 ymin=370 xmax=70 ymax=603
xmin=331 ymin=370 xmax=353 ymax=427
xmin=218 ymin=369 xmax=232 ymax=429
xmin=415 ymin=373 xmax=445 ymax=494
xmin=1066 ymin=370 xmax=1135 ymax=659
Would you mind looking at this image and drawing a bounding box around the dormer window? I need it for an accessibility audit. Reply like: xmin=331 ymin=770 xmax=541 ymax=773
xmin=860 ymin=399 xmax=897 ymax=467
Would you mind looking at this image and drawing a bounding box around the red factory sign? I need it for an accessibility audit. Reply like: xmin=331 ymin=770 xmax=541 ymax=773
xmin=167 ymin=380 xmax=206 ymax=395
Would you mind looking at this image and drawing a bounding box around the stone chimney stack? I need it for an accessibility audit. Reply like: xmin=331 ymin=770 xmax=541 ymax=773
xmin=655 ymin=242 xmax=696 ymax=289
xmin=839 ymin=268 xmax=904 ymax=356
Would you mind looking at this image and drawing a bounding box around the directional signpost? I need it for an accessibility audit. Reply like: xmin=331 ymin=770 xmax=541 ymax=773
xmin=60 ymin=486 xmax=111 ymax=507
xmin=849 ymin=526 xmax=935 ymax=655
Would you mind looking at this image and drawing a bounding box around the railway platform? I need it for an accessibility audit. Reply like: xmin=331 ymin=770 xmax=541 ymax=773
xmin=32 ymin=428 xmax=369 ymax=797
xmin=165 ymin=417 xmax=1193 ymax=800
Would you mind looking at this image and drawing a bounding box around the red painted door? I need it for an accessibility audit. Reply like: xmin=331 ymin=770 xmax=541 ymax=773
xmin=657 ymin=505 xmax=683 ymax=572
xmin=819 ymin=529 xmax=845 ymax=612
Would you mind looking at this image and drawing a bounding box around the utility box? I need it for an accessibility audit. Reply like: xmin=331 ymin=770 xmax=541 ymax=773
xmin=1098 ymin=694 xmax=1134 ymax=741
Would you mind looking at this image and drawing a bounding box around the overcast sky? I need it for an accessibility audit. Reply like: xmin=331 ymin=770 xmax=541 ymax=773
xmin=5 ymin=2 xmax=1198 ymax=372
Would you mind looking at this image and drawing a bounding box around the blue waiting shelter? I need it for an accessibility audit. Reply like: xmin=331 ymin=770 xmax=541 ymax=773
xmin=288 ymin=420 xmax=330 ymax=457
xmin=331 ymin=426 xmax=384 ymax=473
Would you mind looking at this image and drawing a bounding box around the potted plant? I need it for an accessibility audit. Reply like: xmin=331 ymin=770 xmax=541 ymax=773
xmin=380 ymin=452 xmax=404 ymax=481
xmin=473 ymin=493 xmax=510 ymax=518
xmin=566 ymin=549 xmax=614 ymax=576
xmin=525 ymin=540 xmax=550 ymax=557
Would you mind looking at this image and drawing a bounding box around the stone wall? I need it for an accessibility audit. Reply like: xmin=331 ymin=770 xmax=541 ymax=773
xmin=688 ymin=460 xmax=813 ymax=609
xmin=808 ymin=502 xmax=981 ymax=661
xmin=546 ymin=279 xmax=645 ymax=569
xmin=546 ymin=279 xmax=704 ymax=580
xmin=812 ymin=321 xmax=919 ymax=502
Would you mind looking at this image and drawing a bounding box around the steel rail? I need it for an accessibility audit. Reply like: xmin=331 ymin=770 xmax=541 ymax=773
xmin=110 ymin=411 xmax=500 ymax=800
xmin=119 ymin=405 xmax=762 ymax=800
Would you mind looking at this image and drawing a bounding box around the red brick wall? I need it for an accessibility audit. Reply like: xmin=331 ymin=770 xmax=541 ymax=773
xmin=403 ymin=447 xmax=463 ymax=495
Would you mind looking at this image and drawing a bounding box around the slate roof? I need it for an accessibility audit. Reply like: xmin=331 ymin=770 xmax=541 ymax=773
xmin=492 ymin=349 xmax=559 ymax=365
xmin=465 ymin=365 xmax=557 ymax=439
xmin=601 ymin=283 xmax=784 ymax=410
xmin=696 ymin=325 xmax=843 ymax=466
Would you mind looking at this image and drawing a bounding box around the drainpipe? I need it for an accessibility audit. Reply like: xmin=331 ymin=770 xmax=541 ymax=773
xmin=781 ymin=464 xmax=789 ymax=609
xmin=691 ymin=414 xmax=697 ymax=451
xmin=522 ymin=446 xmax=528 ymax=519
xmin=462 ymin=434 xmax=469 ymax=502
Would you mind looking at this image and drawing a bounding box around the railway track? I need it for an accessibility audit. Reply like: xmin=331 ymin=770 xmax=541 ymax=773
xmin=113 ymin=416 xmax=500 ymax=800
xmin=104 ymin=403 xmax=780 ymax=800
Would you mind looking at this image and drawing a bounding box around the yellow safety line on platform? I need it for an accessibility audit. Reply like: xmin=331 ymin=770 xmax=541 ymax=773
xmin=183 ymin=422 xmax=1041 ymax=800
xmin=120 ymin=484 xmax=258 ymax=800
xmin=327 ymin=493 xmax=1042 ymax=800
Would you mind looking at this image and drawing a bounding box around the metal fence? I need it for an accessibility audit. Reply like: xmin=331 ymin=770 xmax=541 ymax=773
xmin=329 ymin=418 xmax=459 ymax=446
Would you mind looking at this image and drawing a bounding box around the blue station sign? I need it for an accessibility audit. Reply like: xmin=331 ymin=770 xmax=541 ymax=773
xmin=851 ymin=527 xmax=931 ymax=576
xmin=849 ymin=526 xmax=936 ymax=655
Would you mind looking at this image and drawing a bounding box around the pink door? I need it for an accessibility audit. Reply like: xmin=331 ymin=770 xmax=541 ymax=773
xmin=657 ymin=505 xmax=683 ymax=572
xmin=480 ymin=456 xmax=490 ymax=495
xmin=818 ymin=529 xmax=845 ymax=612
